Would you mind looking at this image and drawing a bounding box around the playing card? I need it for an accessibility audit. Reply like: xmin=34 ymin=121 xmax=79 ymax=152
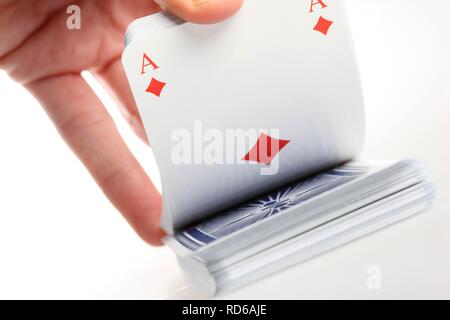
xmin=174 ymin=164 xmax=368 ymax=251
xmin=122 ymin=0 xmax=365 ymax=233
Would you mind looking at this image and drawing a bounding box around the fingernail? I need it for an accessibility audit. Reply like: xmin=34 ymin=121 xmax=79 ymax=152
xmin=154 ymin=0 xmax=168 ymax=10
xmin=192 ymin=0 xmax=210 ymax=7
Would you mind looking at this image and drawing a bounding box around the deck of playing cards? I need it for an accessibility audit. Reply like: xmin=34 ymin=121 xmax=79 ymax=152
xmin=122 ymin=0 xmax=435 ymax=296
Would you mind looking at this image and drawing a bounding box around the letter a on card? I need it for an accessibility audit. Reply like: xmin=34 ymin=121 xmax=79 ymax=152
xmin=141 ymin=53 xmax=159 ymax=74
xmin=309 ymin=0 xmax=327 ymax=13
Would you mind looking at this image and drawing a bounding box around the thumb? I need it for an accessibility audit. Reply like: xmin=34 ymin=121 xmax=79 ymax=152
xmin=154 ymin=0 xmax=244 ymax=24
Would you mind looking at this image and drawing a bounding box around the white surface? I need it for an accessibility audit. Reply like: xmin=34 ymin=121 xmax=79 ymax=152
xmin=0 ymin=0 xmax=449 ymax=299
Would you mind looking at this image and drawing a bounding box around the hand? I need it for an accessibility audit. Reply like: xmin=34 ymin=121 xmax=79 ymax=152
xmin=0 ymin=0 xmax=244 ymax=245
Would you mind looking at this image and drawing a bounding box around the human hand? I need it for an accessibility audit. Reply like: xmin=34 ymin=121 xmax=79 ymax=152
xmin=0 ymin=0 xmax=244 ymax=245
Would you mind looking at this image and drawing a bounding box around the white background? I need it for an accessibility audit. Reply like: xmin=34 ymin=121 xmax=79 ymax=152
xmin=0 ymin=0 xmax=449 ymax=299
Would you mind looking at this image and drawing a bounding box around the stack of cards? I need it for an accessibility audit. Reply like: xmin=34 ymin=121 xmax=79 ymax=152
xmin=122 ymin=0 xmax=435 ymax=296
xmin=166 ymin=160 xmax=434 ymax=296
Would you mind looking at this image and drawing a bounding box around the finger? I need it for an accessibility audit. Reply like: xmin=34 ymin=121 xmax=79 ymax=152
xmin=0 ymin=1 xmax=160 ymax=85
xmin=0 ymin=4 xmax=121 ymax=85
xmin=25 ymin=73 xmax=165 ymax=246
xmin=155 ymin=0 xmax=245 ymax=24
xmin=0 ymin=0 xmax=72 ymax=58
xmin=94 ymin=56 xmax=148 ymax=143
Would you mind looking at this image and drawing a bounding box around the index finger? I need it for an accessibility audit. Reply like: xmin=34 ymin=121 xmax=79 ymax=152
xmin=26 ymin=73 xmax=165 ymax=246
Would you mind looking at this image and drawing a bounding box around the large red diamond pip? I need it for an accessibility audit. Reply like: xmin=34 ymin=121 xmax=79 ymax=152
xmin=242 ymin=133 xmax=290 ymax=165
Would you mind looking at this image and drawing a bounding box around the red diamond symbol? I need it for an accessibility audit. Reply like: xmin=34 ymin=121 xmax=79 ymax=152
xmin=242 ymin=133 xmax=290 ymax=165
xmin=313 ymin=16 xmax=333 ymax=35
xmin=146 ymin=78 xmax=166 ymax=97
